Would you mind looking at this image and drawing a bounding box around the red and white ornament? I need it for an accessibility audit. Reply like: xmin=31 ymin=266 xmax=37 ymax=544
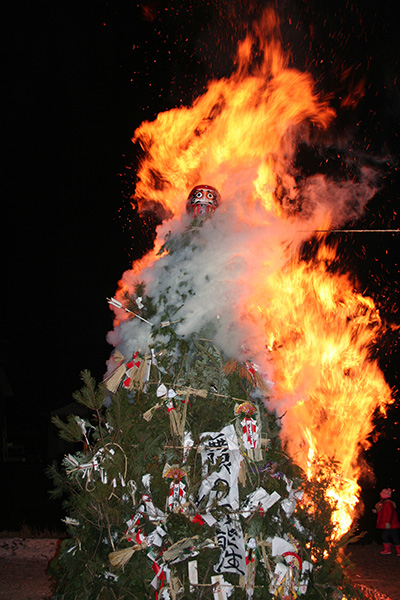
xmin=241 ymin=417 xmax=259 ymax=450
xmin=163 ymin=467 xmax=187 ymax=512
xmin=122 ymin=352 xmax=141 ymax=388
xmin=167 ymin=480 xmax=186 ymax=511
xmin=186 ymin=184 xmax=221 ymax=218
xmin=235 ymin=402 xmax=259 ymax=450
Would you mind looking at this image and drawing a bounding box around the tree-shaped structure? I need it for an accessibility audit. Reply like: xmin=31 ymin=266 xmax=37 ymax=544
xmin=49 ymin=205 xmax=359 ymax=600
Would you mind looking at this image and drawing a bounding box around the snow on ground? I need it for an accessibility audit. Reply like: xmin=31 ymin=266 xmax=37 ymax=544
xmin=0 ymin=537 xmax=59 ymax=561
xmin=0 ymin=538 xmax=59 ymax=600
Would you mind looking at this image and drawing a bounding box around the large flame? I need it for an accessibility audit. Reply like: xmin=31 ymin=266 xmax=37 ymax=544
xmin=132 ymin=11 xmax=335 ymax=220
xmin=250 ymin=243 xmax=392 ymax=534
xmin=113 ymin=10 xmax=393 ymax=537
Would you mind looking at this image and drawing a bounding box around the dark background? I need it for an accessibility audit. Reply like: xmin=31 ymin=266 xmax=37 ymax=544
xmin=2 ymin=0 xmax=399 ymax=533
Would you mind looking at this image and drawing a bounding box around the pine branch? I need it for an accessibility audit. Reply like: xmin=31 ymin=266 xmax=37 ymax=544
xmin=73 ymin=370 xmax=106 ymax=411
xmin=51 ymin=414 xmax=84 ymax=443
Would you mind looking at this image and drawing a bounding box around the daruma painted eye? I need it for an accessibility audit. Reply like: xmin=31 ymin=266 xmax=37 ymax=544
xmin=186 ymin=185 xmax=221 ymax=218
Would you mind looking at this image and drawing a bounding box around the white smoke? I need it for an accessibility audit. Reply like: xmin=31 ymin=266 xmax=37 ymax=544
xmin=106 ymin=158 xmax=379 ymax=392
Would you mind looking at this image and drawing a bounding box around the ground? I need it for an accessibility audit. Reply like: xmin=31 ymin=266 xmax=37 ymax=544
xmin=346 ymin=543 xmax=400 ymax=600
xmin=0 ymin=538 xmax=58 ymax=600
xmin=0 ymin=538 xmax=399 ymax=600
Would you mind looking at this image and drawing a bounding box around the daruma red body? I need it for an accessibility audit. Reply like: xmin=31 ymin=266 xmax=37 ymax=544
xmin=186 ymin=184 xmax=221 ymax=217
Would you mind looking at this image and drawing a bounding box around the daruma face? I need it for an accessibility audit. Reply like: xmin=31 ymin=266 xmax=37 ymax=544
xmin=186 ymin=185 xmax=221 ymax=218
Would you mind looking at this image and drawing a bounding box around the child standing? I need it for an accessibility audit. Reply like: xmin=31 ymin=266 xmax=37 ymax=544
xmin=374 ymin=488 xmax=400 ymax=555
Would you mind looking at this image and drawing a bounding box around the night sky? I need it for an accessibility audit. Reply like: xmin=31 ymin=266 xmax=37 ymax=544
xmin=2 ymin=0 xmax=400 ymax=525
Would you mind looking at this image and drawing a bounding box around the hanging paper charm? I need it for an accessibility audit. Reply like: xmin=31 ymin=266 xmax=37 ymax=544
xmin=157 ymin=384 xmax=181 ymax=436
xmin=163 ymin=466 xmax=187 ymax=512
xmin=236 ymin=402 xmax=259 ymax=450
xmin=244 ymin=537 xmax=257 ymax=599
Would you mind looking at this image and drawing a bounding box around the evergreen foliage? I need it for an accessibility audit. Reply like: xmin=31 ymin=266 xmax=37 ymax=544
xmin=48 ymin=224 xmax=361 ymax=600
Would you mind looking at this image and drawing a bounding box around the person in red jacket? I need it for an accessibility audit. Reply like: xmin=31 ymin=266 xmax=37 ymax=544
xmin=374 ymin=488 xmax=400 ymax=555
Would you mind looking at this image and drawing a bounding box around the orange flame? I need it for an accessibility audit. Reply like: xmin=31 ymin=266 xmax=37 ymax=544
xmin=132 ymin=10 xmax=334 ymax=219
xmin=253 ymin=245 xmax=391 ymax=535
xmin=115 ymin=10 xmax=393 ymax=537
